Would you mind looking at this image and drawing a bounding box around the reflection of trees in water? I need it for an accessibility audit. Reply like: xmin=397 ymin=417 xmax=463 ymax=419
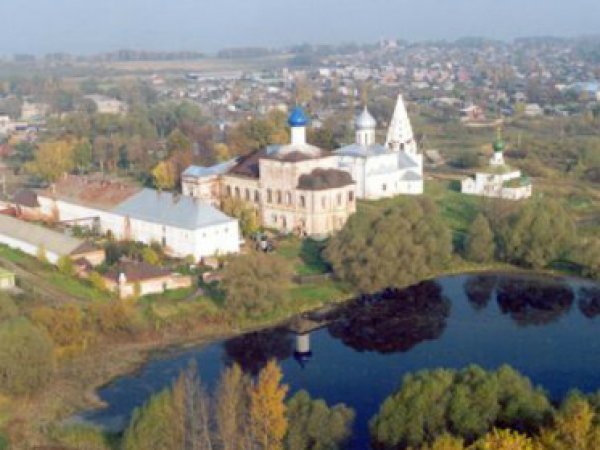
xmin=578 ymin=287 xmax=600 ymax=318
xmin=496 ymin=277 xmax=574 ymax=326
xmin=326 ymin=281 xmax=450 ymax=354
xmin=223 ymin=327 xmax=293 ymax=375
xmin=464 ymin=275 xmax=498 ymax=310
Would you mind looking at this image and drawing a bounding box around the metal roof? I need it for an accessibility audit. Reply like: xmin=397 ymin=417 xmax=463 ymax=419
xmin=335 ymin=143 xmax=391 ymax=158
xmin=112 ymin=189 xmax=235 ymax=230
xmin=182 ymin=158 xmax=239 ymax=178
xmin=0 ymin=214 xmax=93 ymax=256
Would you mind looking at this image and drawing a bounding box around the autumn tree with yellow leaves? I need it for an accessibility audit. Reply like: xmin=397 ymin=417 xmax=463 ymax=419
xmin=25 ymin=139 xmax=76 ymax=182
xmin=250 ymin=359 xmax=289 ymax=450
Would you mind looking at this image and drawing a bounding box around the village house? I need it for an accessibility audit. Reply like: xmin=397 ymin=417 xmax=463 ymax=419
xmin=84 ymin=94 xmax=128 ymax=115
xmin=102 ymin=261 xmax=193 ymax=299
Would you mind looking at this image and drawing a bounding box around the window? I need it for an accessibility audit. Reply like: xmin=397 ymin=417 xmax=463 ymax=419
xmin=337 ymin=193 xmax=342 ymax=206
xmin=348 ymin=191 xmax=354 ymax=202
xmin=254 ymin=190 xmax=260 ymax=203
xmin=321 ymin=196 xmax=327 ymax=209
xmin=286 ymin=192 xmax=292 ymax=205
xmin=300 ymin=195 xmax=306 ymax=208
xmin=267 ymin=189 xmax=272 ymax=203
xmin=245 ymin=188 xmax=250 ymax=201
xmin=226 ymin=185 xmax=232 ymax=197
xmin=234 ymin=187 xmax=241 ymax=198
xmin=382 ymin=184 xmax=387 ymax=192
xmin=277 ymin=190 xmax=282 ymax=204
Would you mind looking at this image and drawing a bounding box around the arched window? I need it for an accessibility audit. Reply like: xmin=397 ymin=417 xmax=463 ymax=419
xmin=300 ymin=195 xmax=306 ymax=208
xmin=254 ymin=190 xmax=260 ymax=203
xmin=277 ymin=190 xmax=282 ymax=204
xmin=267 ymin=189 xmax=272 ymax=203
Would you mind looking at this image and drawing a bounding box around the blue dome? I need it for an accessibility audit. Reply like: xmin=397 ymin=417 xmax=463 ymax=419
xmin=288 ymin=106 xmax=308 ymax=127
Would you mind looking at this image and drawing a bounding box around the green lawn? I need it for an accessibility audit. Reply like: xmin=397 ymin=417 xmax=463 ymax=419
xmin=275 ymin=236 xmax=330 ymax=276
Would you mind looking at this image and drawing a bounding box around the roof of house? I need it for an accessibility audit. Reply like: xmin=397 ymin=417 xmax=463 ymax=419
xmin=103 ymin=261 xmax=172 ymax=283
xmin=39 ymin=175 xmax=140 ymax=210
xmin=401 ymin=170 xmax=423 ymax=181
xmin=297 ymin=168 xmax=354 ymax=191
xmin=182 ymin=158 xmax=239 ymax=179
xmin=112 ymin=188 xmax=235 ymax=230
xmin=0 ymin=214 xmax=97 ymax=257
xmin=12 ymin=189 xmax=39 ymax=208
xmin=335 ymin=143 xmax=392 ymax=158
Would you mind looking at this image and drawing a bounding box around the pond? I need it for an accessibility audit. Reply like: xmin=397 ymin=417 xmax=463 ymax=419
xmin=80 ymin=273 xmax=600 ymax=448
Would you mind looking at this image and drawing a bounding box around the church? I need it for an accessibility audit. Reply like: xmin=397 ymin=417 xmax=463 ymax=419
xmin=461 ymin=130 xmax=532 ymax=200
xmin=334 ymin=94 xmax=423 ymax=199
xmin=182 ymin=92 xmax=424 ymax=237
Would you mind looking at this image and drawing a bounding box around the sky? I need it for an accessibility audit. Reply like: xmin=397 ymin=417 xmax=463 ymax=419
xmin=2 ymin=0 xmax=600 ymax=55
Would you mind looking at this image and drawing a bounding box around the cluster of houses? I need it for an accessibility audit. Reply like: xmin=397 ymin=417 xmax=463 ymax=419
xmin=0 ymin=90 xmax=533 ymax=299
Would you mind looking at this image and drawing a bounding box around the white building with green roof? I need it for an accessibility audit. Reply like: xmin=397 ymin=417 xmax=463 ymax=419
xmin=461 ymin=131 xmax=532 ymax=201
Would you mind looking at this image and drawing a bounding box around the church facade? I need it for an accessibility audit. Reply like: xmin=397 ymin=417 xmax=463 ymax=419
xmin=182 ymin=93 xmax=424 ymax=236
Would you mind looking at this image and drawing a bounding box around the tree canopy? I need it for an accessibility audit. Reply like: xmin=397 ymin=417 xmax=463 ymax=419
xmin=325 ymin=198 xmax=452 ymax=293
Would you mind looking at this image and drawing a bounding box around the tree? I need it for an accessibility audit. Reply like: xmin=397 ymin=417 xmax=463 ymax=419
xmin=221 ymin=197 xmax=259 ymax=236
xmin=123 ymin=387 xmax=183 ymax=450
xmin=465 ymin=214 xmax=495 ymax=263
xmin=499 ymin=199 xmax=575 ymax=269
xmin=423 ymin=434 xmax=465 ymax=450
xmin=25 ymin=140 xmax=76 ymax=182
xmin=476 ymin=428 xmax=535 ymax=450
xmin=286 ymin=390 xmax=355 ymax=450
xmin=141 ymin=246 xmax=161 ymax=266
xmin=167 ymin=128 xmax=192 ymax=155
xmin=221 ymin=252 xmax=292 ymax=319
xmin=249 ymin=360 xmax=288 ymax=450
xmin=0 ymin=318 xmax=54 ymax=395
xmin=57 ymin=255 xmax=75 ymax=276
xmin=369 ymin=365 xmax=552 ymax=448
xmin=73 ymin=139 xmax=93 ymax=173
xmin=152 ymin=160 xmax=177 ymax=190
xmin=325 ymin=198 xmax=452 ymax=293
xmin=216 ymin=364 xmax=251 ymax=450
xmin=577 ymin=238 xmax=600 ymax=280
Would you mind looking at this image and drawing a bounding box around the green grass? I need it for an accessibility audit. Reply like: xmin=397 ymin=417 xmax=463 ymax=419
xmin=141 ymin=286 xmax=197 ymax=303
xmin=290 ymin=280 xmax=351 ymax=308
xmin=275 ymin=236 xmax=330 ymax=276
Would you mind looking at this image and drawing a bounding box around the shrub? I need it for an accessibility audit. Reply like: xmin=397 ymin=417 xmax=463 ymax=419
xmin=0 ymin=318 xmax=54 ymax=395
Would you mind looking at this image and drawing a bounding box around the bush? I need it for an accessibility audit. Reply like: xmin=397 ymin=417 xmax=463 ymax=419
xmin=88 ymin=271 xmax=108 ymax=292
xmin=0 ymin=318 xmax=54 ymax=395
xmin=0 ymin=293 xmax=18 ymax=321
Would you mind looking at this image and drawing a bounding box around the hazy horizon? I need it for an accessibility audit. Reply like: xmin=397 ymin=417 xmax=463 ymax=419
xmin=2 ymin=0 xmax=600 ymax=56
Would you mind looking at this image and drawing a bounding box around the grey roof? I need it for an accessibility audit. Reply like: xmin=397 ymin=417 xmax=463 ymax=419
xmin=182 ymin=158 xmax=239 ymax=178
xmin=401 ymin=170 xmax=423 ymax=181
xmin=112 ymin=189 xmax=235 ymax=230
xmin=0 ymin=214 xmax=93 ymax=256
xmin=334 ymin=143 xmax=391 ymax=158
xmin=398 ymin=152 xmax=419 ymax=169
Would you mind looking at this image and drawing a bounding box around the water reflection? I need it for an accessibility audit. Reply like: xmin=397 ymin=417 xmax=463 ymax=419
xmin=578 ymin=287 xmax=600 ymax=318
xmin=224 ymin=326 xmax=293 ymax=375
xmin=325 ymin=281 xmax=450 ymax=354
xmin=464 ymin=275 xmax=498 ymax=310
xmin=496 ymin=277 xmax=574 ymax=326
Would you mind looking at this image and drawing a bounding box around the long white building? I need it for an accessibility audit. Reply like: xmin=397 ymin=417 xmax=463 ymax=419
xmin=35 ymin=176 xmax=240 ymax=261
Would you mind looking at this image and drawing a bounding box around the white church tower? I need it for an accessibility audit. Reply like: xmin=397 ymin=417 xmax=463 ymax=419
xmin=386 ymin=94 xmax=418 ymax=156
xmin=355 ymin=106 xmax=377 ymax=146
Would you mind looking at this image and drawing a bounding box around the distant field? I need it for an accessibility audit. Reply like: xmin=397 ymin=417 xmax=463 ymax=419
xmin=0 ymin=55 xmax=293 ymax=79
